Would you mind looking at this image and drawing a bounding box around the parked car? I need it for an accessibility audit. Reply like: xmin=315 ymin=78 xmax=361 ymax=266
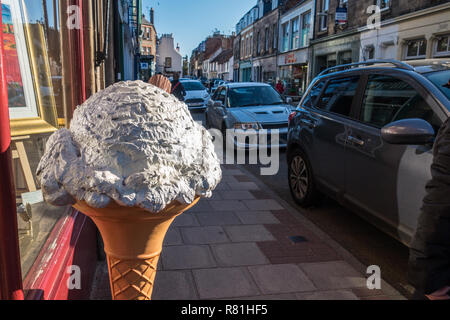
xmin=206 ymin=82 xmax=294 ymax=150
xmin=287 ymin=59 xmax=450 ymax=246
xmin=180 ymin=80 xmax=210 ymax=110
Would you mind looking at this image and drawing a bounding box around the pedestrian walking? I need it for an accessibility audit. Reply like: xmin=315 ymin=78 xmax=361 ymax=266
xmin=408 ymin=118 xmax=450 ymax=300
xmin=276 ymin=80 xmax=285 ymax=95
xmin=171 ymin=73 xmax=186 ymax=101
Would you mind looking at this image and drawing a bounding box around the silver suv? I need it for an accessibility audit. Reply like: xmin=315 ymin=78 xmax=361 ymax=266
xmin=287 ymin=59 xmax=450 ymax=246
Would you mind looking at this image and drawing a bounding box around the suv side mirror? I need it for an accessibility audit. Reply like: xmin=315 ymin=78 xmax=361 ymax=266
xmin=286 ymin=97 xmax=293 ymax=104
xmin=213 ymin=101 xmax=224 ymax=108
xmin=381 ymin=118 xmax=435 ymax=145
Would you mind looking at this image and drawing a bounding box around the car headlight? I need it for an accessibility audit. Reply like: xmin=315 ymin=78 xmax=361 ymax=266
xmin=234 ymin=122 xmax=261 ymax=130
xmin=203 ymin=93 xmax=210 ymax=99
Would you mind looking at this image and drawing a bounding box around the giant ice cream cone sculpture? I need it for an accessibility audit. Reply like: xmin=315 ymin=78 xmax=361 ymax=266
xmin=37 ymin=80 xmax=222 ymax=300
xmin=74 ymin=198 xmax=199 ymax=300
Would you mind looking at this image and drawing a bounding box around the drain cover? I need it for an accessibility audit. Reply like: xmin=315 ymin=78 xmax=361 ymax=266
xmin=289 ymin=236 xmax=308 ymax=243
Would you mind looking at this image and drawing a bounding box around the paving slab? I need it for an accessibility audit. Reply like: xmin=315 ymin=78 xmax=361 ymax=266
xmin=225 ymin=225 xmax=276 ymax=242
xmin=220 ymin=191 xmax=256 ymax=200
xmin=209 ymin=200 xmax=248 ymax=211
xmin=243 ymin=199 xmax=284 ymax=211
xmin=195 ymin=211 xmax=242 ymax=226
xmin=212 ymin=243 xmax=269 ymax=267
xmin=227 ymin=182 xmax=260 ymax=191
xmin=299 ymin=261 xmax=366 ymax=290
xmin=163 ymin=228 xmax=183 ymax=246
xmin=153 ymin=271 xmax=198 ymax=300
xmin=161 ymin=245 xmax=217 ymax=270
xmin=173 ymin=214 xmax=200 ymax=227
xmin=181 ymin=226 xmax=230 ymax=244
xmin=248 ymin=264 xmax=316 ymax=294
xmin=234 ymin=211 xmax=280 ymax=225
xmin=193 ymin=268 xmax=260 ymax=299
xmin=295 ymin=290 xmax=359 ymax=300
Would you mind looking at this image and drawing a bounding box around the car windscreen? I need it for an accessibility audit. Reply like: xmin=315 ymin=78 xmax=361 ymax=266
xmin=228 ymin=86 xmax=283 ymax=108
xmin=425 ymin=70 xmax=450 ymax=101
xmin=182 ymin=81 xmax=206 ymax=91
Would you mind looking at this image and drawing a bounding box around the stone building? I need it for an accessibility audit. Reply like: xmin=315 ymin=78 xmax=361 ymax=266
xmin=140 ymin=8 xmax=157 ymax=80
xmin=310 ymin=0 xmax=450 ymax=77
xmin=277 ymin=0 xmax=315 ymax=96
xmin=252 ymin=0 xmax=281 ymax=85
xmin=156 ymin=34 xmax=182 ymax=77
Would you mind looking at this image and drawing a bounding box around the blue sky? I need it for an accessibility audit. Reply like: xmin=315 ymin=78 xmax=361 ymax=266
xmin=143 ymin=0 xmax=257 ymax=58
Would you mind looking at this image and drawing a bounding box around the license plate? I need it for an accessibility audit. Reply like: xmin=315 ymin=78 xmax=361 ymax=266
xmin=189 ymin=103 xmax=203 ymax=107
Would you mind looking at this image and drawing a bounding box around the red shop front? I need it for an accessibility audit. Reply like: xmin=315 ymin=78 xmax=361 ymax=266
xmin=0 ymin=0 xmax=115 ymax=300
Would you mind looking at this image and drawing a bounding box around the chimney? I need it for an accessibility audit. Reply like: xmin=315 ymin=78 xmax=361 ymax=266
xmin=176 ymin=43 xmax=180 ymax=52
xmin=150 ymin=8 xmax=154 ymax=25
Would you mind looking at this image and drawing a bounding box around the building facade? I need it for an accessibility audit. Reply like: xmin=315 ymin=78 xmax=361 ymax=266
xmin=277 ymin=0 xmax=314 ymax=96
xmin=252 ymin=0 xmax=280 ymax=85
xmin=140 ymin=8 xmax=157 ymax=81
xmin=156 ymin=34 xmax=183 ymax=76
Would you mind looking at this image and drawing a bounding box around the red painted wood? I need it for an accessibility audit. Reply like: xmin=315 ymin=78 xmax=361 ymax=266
xmin=23 ymin=209 xmax=97 ymax=300
xmin=0 ymin=1 xmax=24 ymax=300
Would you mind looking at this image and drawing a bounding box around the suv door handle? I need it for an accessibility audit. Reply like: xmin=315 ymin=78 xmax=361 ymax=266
xmin=300 ymin=119 xmax=317 ymax=128
xmin=348 ymin=136 xmax=365 ymax=146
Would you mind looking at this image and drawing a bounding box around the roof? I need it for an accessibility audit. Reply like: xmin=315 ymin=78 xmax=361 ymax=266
xmin=224 ymin=82 xmax=270 ymax=88
xmin=211 ymin=49 xmax=233 ymax=64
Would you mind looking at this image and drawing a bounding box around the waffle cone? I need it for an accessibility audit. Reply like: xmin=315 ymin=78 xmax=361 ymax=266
xmin=73 ymin=197 xmax=200 ymax=300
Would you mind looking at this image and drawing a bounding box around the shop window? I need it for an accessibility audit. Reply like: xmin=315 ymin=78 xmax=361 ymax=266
xmin=339 ymin=51 xmax=352 ymax=65
xmin=364 ymin=45 xmax=375 ymax=60
xmin=3 ymin=0 xmax=69 ymax=280
xmin=434 ymin=35 xmax=450 ymax=57
xmin=290 ymin=17 xmax=299 ymax=50
xmin=404 ymin=39 xmax=427 ymax=60
xmin=301 ymin=11 xmax=311 ymax=47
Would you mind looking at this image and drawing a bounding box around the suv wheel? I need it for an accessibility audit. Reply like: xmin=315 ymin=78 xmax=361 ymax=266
xmin=288 ymin=148 xmax=320 ymax=207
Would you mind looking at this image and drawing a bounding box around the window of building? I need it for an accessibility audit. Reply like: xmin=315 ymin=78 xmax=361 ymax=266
xmin=257 ymin=31 xmax=261 ymax=55
xmin=317 ymin=76 xmax=360 ymax=117
xmin=404 ymin=38 xmax=427 ymax=60
xmin=319 ymin=0 xmax=329 ymax=31
xmin=165 ymin=57 xmax=172 ymax=68
xmin=282 ymin=22 xmax=289 ymax=52
xmin=290 ymin=17 xmax=299 ymax=50
xmin=301 ymin=11 xmax=311 ymax=47
xmin=376 ymin=0 xmax=390 ymax=11
xmin=434 ymin=35 xmax=450 ymax=57
xmin=265 ymin=27 xmax=269 ymax=52
xmin=273 ymin=23 xmax=277 ymax=49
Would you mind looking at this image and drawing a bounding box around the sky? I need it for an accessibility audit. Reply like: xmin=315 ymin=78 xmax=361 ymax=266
xmin=143 ymin=0 xmax=257 ymax=58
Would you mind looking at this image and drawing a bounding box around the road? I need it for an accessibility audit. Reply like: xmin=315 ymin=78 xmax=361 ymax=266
xmin=191 ymin=110 xmax=413 ymax=299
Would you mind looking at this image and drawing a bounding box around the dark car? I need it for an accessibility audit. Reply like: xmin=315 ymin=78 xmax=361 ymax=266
xmin=287 ymin=59 xmax=450 ymax=246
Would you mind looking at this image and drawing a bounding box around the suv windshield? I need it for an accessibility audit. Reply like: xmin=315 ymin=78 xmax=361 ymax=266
xmin=425 ymin=70 xmax=450 ymax=101
xmin=228 ymin=86 xmax=283 ymax=108
xmin=182 ymin=81 xmax=206 ymax=91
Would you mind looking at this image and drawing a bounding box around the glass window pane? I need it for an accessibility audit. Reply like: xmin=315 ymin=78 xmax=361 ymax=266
xmin=436 ymin=36 xmax=448 ymax=52
xmin=4 ymin=0 xmax=68 ymax=280
xmin=303 ymin=80 xmax=326 ymax=108
xmin=317 ymin=76 xmax=359 ymax=117
xmin=361 ymin=75 xmax=418 ymax=127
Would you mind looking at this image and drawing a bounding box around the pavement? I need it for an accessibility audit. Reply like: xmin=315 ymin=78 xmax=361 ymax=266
xmin=90 ymin=164 xmax=406 ymax=300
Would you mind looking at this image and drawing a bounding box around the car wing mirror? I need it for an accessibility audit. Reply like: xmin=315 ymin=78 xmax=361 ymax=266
xmin=381 ymin=118 xmax=435 ymax=145
xmin=286 ymin=97 xmax=293 ymax=104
